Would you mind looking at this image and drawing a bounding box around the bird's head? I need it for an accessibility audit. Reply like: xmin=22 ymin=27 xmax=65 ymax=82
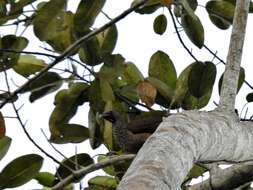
xmin=101 ymin=111 xmax=120 ymax=123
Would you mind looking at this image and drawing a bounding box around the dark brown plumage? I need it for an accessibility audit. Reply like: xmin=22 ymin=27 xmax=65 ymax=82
xmin=101 ymin=111 xmax=164 ymax=153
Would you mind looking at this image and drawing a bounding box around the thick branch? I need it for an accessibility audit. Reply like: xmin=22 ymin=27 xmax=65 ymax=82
xmin=0 ymin=0 xmax=148 ymax=109
xmin=219 ymin=0 xmax=250 ymax=111
xmin=117 ymin=111 xmax=253 ymax=189
xmin=188 ymin=163 xmax=253 ymax=190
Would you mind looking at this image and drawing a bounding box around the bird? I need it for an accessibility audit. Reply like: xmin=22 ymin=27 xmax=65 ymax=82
xmin=101 ymin=110 xmax=166 ymax=153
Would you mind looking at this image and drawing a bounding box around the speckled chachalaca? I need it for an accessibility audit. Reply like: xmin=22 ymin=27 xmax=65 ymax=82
xmin=101 ymin=111 xmax=167 ymax=153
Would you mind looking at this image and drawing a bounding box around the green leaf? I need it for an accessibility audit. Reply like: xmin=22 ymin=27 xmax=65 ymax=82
xmin=148 ymin=50 xmax=177 ymax=89
xmin=97 ymin=155 xmax=116 ymax=176
xmin=88 ymin=80 xmax=105 ymax=113
xmin=0 ymin=136 xmax=11 ymax=161
xmin=181 ymin=12 xmax=204 ymax=48
xmin=131 ymin=0 xmax=162 ymax=14
xmin=153 ymin=14 xmax=167 ymax=35
xmin=97 ymin=25 xmax=118 ymax=57
xmin=0 ymin=35 xmax=28 ymax=71
xmin=100 ymin=80 xmax=115 ymax=102
xmin=186 ymin=164 xmax=207 ymax=181
xmin=74 ymin=0 xmax=106 ymax=36
xmin=13 ymin=55 xmax=47 ymax=77
xmin=0 ymin=154 xmax=43 ymax=189
xmin=20 ymin=72 xmax=63 ymax=102
xmin=122 ymin=62 xmax=144 ymax=84
xmin=88 ymin=108 xmax=102 ymax=149
xmin=206 ymin=0 xmax=235 ymax=30
xmin=99 ymin=54 xmax=125 ymax=83
xmin=182 ymin=89 xmax=212 ymax=110
xmin=172 ymin=62 xmax=196 ymax=107
xmin=218 ymin=67 xmax=245 ymax=95
xmin=46 ymin=11 xmax=75 ymax=53
xmin=0 ymin=0 xmax=36 ymax=24
xmin=34 ymin=172 xmax=55 ymax=187
xmin=88 ymin=176 xmax=118 ymax=189
xmin=188 ymin=61 xmax=216 ymax=98
xmin=79 ymin=35 xmax=103 ymax=66
xmin=147 ymin=77 xmax=174 ymax=103
xmin=50 ymin=124 xmax=89 ymax=144
xmin=56 ymin=153 xmax=94 ymax=179
xmin=246 ymin=93 xmax=253 ymax=103
xmin=49 ymin=82 xmax=89 ymax=137
xmin=33 ymin=0 xmax=67 ymax=41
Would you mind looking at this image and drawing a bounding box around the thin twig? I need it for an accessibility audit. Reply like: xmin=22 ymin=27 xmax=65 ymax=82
xmin=0 ymin=0 xmax=148 ymax=109
xmin=52 ymin=154 xmax=136 ymax=190
xmin=0 ymin=49 xmax=58 ymax=58
xmin=168 ymin=8 xmax=199 ymax=62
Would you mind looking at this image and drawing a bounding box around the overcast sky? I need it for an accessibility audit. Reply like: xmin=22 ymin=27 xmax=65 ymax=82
xmin=0 ymin=0 xmax=253 ymax=189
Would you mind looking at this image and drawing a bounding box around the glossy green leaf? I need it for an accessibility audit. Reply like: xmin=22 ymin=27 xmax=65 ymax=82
xmin=20 ymin=72 xmax=63 ymax=102
xmin=88 ymin=108 xmax=102 ymax=149
xmin=122 ymin=62 xmax=144 ymax=84
xmin=0 ymin=154 xmax=43 ymax=189
xmin=0 ymin=35 xmax=28 ymax=71
xmin=153 ymin=14 xmax=167 ymax=35
xmin=74 ymin=0 xmax=105 ymax=36
xmin=34 ymin=172 xmax=55 ymax=187
xmin=206 ymin=0 xmax=235 ymax=30
xmin=218 ymin=67 xmax=245 ymax=95
xmin=0 ymin=136 xmax=11 ymax=161
xmin=49 ymin=82 xmax=89 ymax=137
xmin=149 ymin=51 xmax=177 ymax=89
xmin=246 ymin=93 xmax=253 ymax=103
xmin=50 ymin=124 xmax=89 ymax=144
xmin=33 ymin=0 xmax=67 ymax=41
xmin=97 ymin=25 xmax=118 ymax=57
xmin=181 ymin=12 xmax=204 ymax=48
xmin=88 ymin=176 xmax=118 ymax=189
xmin=188 ymin=61 xmax=216 ymax=98
xmin=56 ymin=153 xmax=94 ymax=179
xmin=13 ymin=55 xmax=47 ymax=77
xmin=97 ymin=155 xmax=116 ymax=176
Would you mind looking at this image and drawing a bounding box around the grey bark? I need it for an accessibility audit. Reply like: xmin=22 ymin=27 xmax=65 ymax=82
xmin=117 ymin=0 xmax=251 ymax=189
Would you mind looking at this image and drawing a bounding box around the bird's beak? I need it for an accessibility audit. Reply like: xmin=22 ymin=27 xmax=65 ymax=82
xmin=100 ymin=112 xmax=115 ymax=123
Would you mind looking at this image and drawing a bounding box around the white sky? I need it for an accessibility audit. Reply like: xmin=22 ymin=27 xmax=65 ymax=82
xmin=0 ymin=0 xmax=253 ymax=189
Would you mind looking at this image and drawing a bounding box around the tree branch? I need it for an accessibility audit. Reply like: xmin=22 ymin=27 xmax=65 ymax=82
xmin=187 ymin=163 xmax=253 ymax=190
xmin=219 ymin=0 xmax=250 ymax=111
xmin=0 ymin=0 xmax=148 ymax=109
xmin=52 ymin=154 xmax=136 ymax=190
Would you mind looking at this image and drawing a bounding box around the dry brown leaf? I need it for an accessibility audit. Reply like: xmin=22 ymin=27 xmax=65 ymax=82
xmin=137 ymin=81 xmax=157 ymax=107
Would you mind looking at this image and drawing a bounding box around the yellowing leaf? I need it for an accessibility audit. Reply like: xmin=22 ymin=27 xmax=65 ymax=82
xmin=13 ymin=55 xmax=47 ymax=77
xmin=137 ymin=81 xmax=157 ymax=107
